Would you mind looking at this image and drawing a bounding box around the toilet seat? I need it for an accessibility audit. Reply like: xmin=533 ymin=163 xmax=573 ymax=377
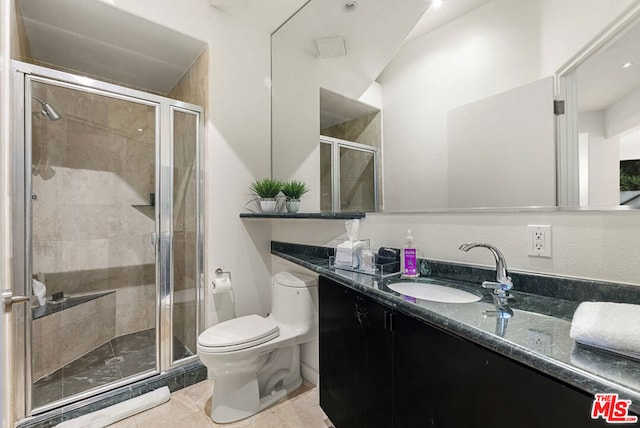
xmin=198 ymin=314 xmax=280 ymax=353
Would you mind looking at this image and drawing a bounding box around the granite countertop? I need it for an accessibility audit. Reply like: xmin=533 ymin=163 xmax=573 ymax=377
xmin=271 ymin=242 xmax=640 ymax=413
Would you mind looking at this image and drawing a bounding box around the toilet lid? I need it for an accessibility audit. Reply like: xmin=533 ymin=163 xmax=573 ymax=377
xmin=198 ymin=314 xmax=280 ymax=352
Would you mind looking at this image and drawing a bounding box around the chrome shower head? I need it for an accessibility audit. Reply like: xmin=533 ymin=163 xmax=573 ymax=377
xmin=32 ymin=96 xmax=62 ymax=121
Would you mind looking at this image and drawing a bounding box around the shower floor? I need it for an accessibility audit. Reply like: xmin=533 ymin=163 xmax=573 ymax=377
xmin=32 ymin=329 xmax=193 ymax=409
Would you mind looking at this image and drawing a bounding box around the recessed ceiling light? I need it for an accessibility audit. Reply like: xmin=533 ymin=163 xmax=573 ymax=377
xmin=622 ymin=62 xmax=634 ymax=69
xmin=432 ymin=0 xmax=444 ymax=9
xmin=343 ymin=1 xmax=357 ymax=12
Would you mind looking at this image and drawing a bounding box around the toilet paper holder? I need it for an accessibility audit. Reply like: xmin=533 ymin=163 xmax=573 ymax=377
xmin=214 ymin=268 xmax=231 ymax=282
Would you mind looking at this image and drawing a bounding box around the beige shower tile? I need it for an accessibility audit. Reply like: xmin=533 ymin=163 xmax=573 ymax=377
xmin=59 ymin=204 xmax=114 ymax=240
xmin=110 ymin=206 xmax=155 ymax=239
xmin=107 ymin=236 xmax=155 ymax=267
xmin=95 ymin=293 xmax=117 ymax=345
xmin=32 ymin=171 xmax=59 ymax=203
xmin=32 ymin=205 xmax=61 ymax=242
xmin=61 ymin=239 xmax=109 ymax=272
xmin=115 ymin=288 xmax=155 ymax=336
xmin=65 ymin=123 xmax=125 ymax=172
xmin=59 ymin=301 xmax=98 ymax=364
xmin=32 ymin=240 xmax=62 ymax=276
xmin=32 ymin=313 xmax=63 ymax=380
xmin=32 ymin=172 xmax=61 ymax=241
xmin=123 ymin=168 xmax=155 ymax=206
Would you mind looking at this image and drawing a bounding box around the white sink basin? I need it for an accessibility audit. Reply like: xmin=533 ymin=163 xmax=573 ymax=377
xmin=387 ymin=281 xmax=482 ymax=304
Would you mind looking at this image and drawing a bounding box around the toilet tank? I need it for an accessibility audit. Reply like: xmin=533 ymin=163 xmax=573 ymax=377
xmin=270 ymin=271 xmax=317 ymax=336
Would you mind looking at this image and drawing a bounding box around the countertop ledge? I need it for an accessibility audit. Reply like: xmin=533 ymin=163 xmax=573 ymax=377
xmin=240 ymin=212 xmax=365 ymax=219
xmin=271 ymin=241 xmax=640 ymax=414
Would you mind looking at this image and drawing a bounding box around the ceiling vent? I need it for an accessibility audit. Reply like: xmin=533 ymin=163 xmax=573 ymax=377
xmin=315 ymin=36 xmax=347 ymax=59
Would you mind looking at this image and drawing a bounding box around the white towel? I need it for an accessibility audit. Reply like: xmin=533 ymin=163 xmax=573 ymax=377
xmin=55 ymin=386 xmax=170 ymax=428
xmin=32 ymin=278 xmax=47 ymax=306
xmin=570 ymin=302 xmax=640 ymax=360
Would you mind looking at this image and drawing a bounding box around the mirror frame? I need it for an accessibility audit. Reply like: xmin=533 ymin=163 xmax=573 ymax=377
xmin=270 ymin=1 xmax=640 ymax=213
xmin=555 ymin=3 xmax=640 ymax=211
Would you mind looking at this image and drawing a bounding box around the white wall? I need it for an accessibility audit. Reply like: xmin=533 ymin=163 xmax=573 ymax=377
xmin=272 ymin=210 xmax=640 ymax=287
xmin=379 ymin=0 xmax=542 ymax=211
xmin=579 ymin=111 xmax=620 ymax=206
xmin=447 ymin=77 xmax=555 ymax=208
xmin=539 ymin=0 xmax=636 ymax=76
xmin=271 ymin=35 xmax=321 ymax=212
xmin=110 ymin=0 xmax=325 ymax=385
xmin=110 ymin=0 xmax=277 ymax=322
xmin=620 ymin=129 xmax=640 ymax=160
xmin=271 ymin=27 xmax=378 ymax=213
xmin=379 ymin=0 xmax=636 ymax=212
xmin=606 ymin=85 xmax=640 ymax=138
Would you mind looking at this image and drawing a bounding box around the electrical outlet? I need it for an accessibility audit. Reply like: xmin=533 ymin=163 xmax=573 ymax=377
xmin=528 ymin=329 xmax=553 ymax=355
xmin=527 ymin=225 xmax=551 ymax=257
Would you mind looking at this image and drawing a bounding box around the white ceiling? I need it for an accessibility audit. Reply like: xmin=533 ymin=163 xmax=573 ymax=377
xmin=406 ymin=0 xmax=490 ymax=42
xmin=307 ymin=0 xmax=490 ymax=127
xmin=209 ymin=0 xmax=308 ymax=34
xmin=274 ymin=0 xmax=431 ymax=83
xmin=576 ymin=19 xmax=640 ymax=113
xmin=19 ymin=0 xmax=207 ymax=94
xmin=18 ymin=0 xmax=490 ymax=99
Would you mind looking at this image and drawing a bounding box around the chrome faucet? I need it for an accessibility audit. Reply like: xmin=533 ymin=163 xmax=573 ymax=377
xmin=458 ymin=242 xmax=513 ymax=300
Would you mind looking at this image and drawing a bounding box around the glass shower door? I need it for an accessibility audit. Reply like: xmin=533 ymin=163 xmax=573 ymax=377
xmin=13 ymin=63 xmax=204 ymax=420
xmin=171 ymin=107 xmax=201 ymax=364
xmin=28 ymin=78 xmax=159 ymax=410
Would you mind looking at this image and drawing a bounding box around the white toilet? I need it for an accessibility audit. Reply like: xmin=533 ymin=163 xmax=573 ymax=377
xmin=197 ymin=271 xmax=317 ymax=423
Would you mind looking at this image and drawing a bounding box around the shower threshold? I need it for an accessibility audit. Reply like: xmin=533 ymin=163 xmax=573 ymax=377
xmin=32 ymin=328 xmax=193 ymax=409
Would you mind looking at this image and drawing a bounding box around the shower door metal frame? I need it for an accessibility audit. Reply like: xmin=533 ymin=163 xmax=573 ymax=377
xmin=10 ymin=61 xmax=204 ymax=419
xmin=320 ymin=135 xmax=380 ymax=212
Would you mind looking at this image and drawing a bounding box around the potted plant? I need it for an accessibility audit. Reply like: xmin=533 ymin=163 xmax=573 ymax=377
xmin=249 ymin=178 xmax=283 ymax=213
xmin=281 ymin=180 xmax=309 ymax=213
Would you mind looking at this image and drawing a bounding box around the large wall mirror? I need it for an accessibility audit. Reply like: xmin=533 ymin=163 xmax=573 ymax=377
xmin=557 ymin=5 xmax=640 ymax=208
xmin=271 ymin=0 xmax=640 ymax=212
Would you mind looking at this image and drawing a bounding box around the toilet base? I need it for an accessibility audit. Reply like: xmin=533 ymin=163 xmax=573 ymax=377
xmin=209 ymin=346 xmax=303 ymax=423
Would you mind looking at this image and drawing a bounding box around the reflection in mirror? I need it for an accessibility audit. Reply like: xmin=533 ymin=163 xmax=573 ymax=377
xmin=559 ymin=11 xmax=640 ymax=208
xmin=320 ymin=89 xmax=381 ymax=212
xmin=272 ymin=0 xmax=639 ymax=212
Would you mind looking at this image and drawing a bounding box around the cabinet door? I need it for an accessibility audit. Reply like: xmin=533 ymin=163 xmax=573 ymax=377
xmin=319 ymin=276 xmax=393 ymax=428
xmin=393 ymin=310 xmax=620 ymax=427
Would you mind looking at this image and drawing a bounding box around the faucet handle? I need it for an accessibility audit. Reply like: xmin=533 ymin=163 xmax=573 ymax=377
xmin=482 ymin=280 xmax=513 ymax=292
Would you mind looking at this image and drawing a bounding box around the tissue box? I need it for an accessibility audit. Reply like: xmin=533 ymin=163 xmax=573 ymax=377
xmin=334 ymin=239 xmax=369 ymax=268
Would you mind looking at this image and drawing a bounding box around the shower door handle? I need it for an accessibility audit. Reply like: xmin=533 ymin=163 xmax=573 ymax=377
xmin=1 ymin=289 xmax=30 ymax=307
xmin=150 ymin=232 xmax=158 ymax=247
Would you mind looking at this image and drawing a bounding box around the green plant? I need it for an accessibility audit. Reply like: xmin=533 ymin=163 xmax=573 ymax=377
xmin=281 ymin=180 xmax=309 ymax=200
xmin=249 ymin=178 xmax=283 ymax=199
xmin=620 ymin=174 xmax=640 ymax=191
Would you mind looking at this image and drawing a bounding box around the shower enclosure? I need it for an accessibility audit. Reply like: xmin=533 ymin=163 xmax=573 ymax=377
xmin=9 ymin=61 xmax=204 ymax=418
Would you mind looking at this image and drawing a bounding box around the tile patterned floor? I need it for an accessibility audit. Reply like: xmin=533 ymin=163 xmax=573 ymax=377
xmin=33 ymin=329 xmax=193 ymax=408
xmin=108 ymin=380 xmax=332 ymax=428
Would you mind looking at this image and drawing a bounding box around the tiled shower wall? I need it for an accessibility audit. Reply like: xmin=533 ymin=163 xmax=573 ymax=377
xmin=32 ymin=293 xmax=116 ymax=380
xmin=31 ymin=82 xmax=156 ymax=339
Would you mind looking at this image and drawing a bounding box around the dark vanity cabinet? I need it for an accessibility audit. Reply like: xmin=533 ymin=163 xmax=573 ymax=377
xmin=319 ymin=276 xmax=621 ymax=427
xmin=318 ymin=276 xmax=393 ymax=428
